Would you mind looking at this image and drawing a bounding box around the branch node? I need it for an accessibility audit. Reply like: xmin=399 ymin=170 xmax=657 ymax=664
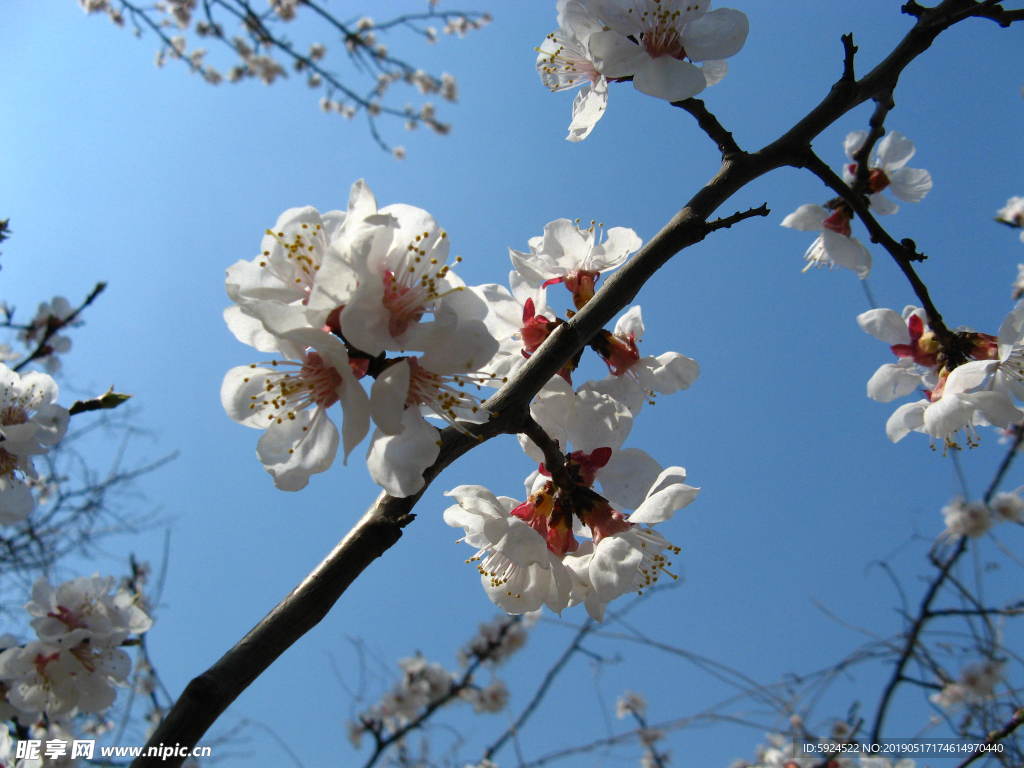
xmin=840 ymin=33 xmax=858 ymax=82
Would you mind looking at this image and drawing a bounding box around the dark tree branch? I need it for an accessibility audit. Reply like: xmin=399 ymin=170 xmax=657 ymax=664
xmin=955 ymin=707 xmax=1024 ymax=767
xmin=799 ymin=151 xmax=973 ymax=367
xmin=706 ymin=204 xmax=770 ymax=232
xmin=673 ymin=98 xmax=744 ymax=158
xmin=520 ymin=416 xmax=572 ymax=492
xmin=850 ymin=91 xmax=896 ymax=195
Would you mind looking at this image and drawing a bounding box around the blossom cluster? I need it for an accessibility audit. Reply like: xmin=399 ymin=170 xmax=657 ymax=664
xmin=443 ymin=222 xmax=701 ymax=620
xmin=0 ymin=575 xmax=152 ymax=721
xmin=0 ymin=364 xmax=69 ymax=524
xmin=930 ymin=659 xmax=1004 ymax=709
xmin=858 ymin=303 xmax=1024 ymax=447
xmin=223 ymin=179 xmax=703 ymax=618
xmin=939 ymin=490 xmax=1022 ymax=539
xmin=536 ymin=0 xmax=749 ymax=141
xmin=782 ymin=131 xmax=932 ymax=277
xmin=348 ymin=616 xmax=527 ymax=749
xmin=78 ymin=0 xmax=486 ymax=144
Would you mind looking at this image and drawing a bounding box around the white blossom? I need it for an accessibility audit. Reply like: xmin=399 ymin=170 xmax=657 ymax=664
xmin=584 ymin=0 xmax=748 ymax=102
xmin=997 ymin=196 xmax=1024 ymax=242
xmin=842 ymin=131 xmax=933 ymax=215
xmin=781 ymin=203 xmax=871 ymax=278
xmin=0 ymin=365 xmax=68 ymax=524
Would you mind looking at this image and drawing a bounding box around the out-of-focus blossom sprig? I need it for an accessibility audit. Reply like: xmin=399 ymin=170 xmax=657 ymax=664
xmin=347 ymin=614 xmax=527 ymax=762
xmin=0 ymin=572 xmax=153 ymax=725
xmin=997 ymin=196 xmax=1024 ymax=242
xmin=939 ymin=488 xmax=1023 ymax=539
xmin=0 ymin=283 xmax=106 ymax=375
xmin=76 ymin=0 xmax=490 ymax=153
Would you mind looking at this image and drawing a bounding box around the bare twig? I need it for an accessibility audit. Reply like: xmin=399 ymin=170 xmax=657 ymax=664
xmin=481 ymin=619 xmax=594 ymax=762
xmin=955 ymin=707 xmax=1024 ymax=767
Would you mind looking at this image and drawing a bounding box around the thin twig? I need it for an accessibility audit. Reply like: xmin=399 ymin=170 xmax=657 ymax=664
xmin=481 ymin=619 xmax=594 ymax=762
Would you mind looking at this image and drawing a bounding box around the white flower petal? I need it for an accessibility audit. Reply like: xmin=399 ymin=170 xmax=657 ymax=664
xmin=680 ymin=8 xmax=748 ymax=61
xmin=632 ymin=56 xmax=707 ymax=102
xmin=366 ymin=408 xmax=440 ymax=497
xmin=887 ymin=166 xmax=932 ymax=203
xmin=780 ymin=204 xmax=827 ymax=231
xmin=857 ymin=308 xmax=911 ymax=345
xmin=257 ymin=408 xmax=338 ymax=491
xmin=567 ymin=80 xmax=608 ymax=142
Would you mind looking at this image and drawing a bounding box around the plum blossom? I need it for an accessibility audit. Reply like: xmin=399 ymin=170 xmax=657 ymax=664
xmin=996 ymin=196 xmax=1024 ymax=241
xmin=224 ymin=181 xmax=376 ymax=351
xmin=510 ymin=218 xmax=642 ymax=308
xmin=458 ymin=615 xmax=531 ymax=666
xmin=444 ymin=485 xmax=573 ymax=614
xmin=587 ymin=305 xmax=699 ymax=413
xmin=932 ymin=301 xmax=1024 ymax=405
xmin=472 ymin=274 xmax=564 ymax=381
xmin=536 ymin=1 xmax=609 ymax=141
xmin=0 ymin=365 xmax=69 ymax=524
xmin=615 ymin=690 xmax=647 ymax=719
xmin=0 ymin=640 xmax=131 ymax=717
xmin=857 ymin=306 xmax=939 ymax=403
xmin=306 ymin=186 xmax=473 ymax=357
xmin=27 ymin=575 xmax=152 ymax=650
xmin=365 ymin=290 xmax=498 ymax=497
xmin=990 ymin=488 xmax=1024 ymax=522
xmin=562 ymin=464 xmax=695 ymax=620
xmin=0 ymin=575 xmax=151 ymax=719
xmin=19 ymin=297 xmax=75 ymax=374
xmin=883 ymin=367 xmax=1021 ymax=447
xmin=842 ymin=131 xmax=932 ymax=215
xmin=781 ymin=202 xmax=871 ymax=278
xmin=930 ymin=659 xmax=1004 ymax=708
xmin=221 ymin=321 xmax=370 ymax=491
xmin=857 ymin=306 xmax=1020 ymax=446
xmin=446 ymin=413 xmax=698 ymax=620
xmin=940 ymin=497 xmax=991 ymax=538
xmin=584 ymin=0 xmax=749 ymax=102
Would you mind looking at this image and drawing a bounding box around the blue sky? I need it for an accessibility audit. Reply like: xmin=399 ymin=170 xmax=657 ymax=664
xmin=3 ymin=1 xmax=1023 ymax=766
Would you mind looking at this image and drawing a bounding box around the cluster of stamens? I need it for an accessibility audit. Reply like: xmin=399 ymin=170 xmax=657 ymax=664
xmin=403 ymin=359 xmax=502 ymax=431
xmin=244 ymin=352 xmax=342 ymax=427
xmin=259 ymin=222 xmax=327 ymax=301
xmin=536 ymin=32 xmax=597 ymax=91
xmin=382 ymin=229 xmax=464 ymax=337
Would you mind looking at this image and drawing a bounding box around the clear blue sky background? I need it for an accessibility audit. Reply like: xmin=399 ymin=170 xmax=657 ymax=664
xmin=2 ymin=1 xmax=1023 ymax=766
